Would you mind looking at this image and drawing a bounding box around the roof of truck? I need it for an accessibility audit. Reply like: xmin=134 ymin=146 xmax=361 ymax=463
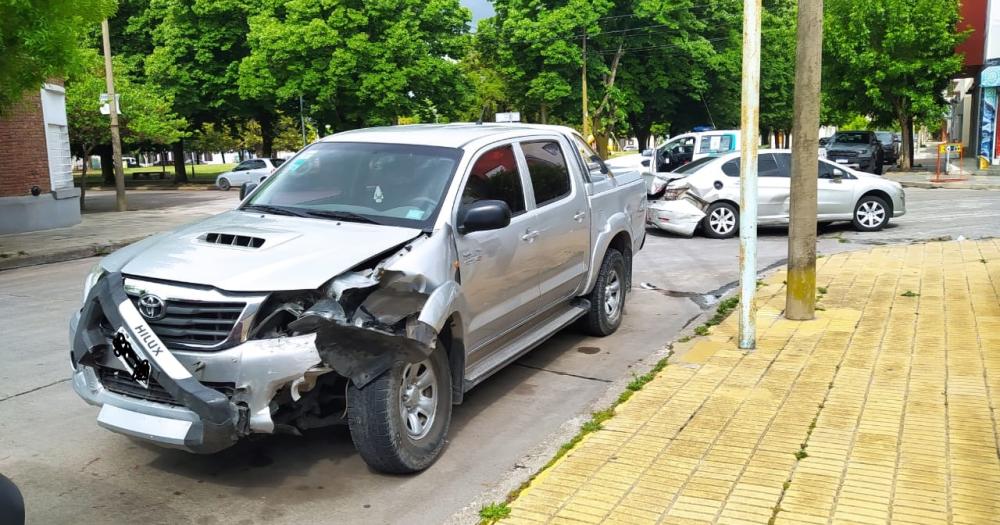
xmin=320 ymin=123 xmax=580 ymax=149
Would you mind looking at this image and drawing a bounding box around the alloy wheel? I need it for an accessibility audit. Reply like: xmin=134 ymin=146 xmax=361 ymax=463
xmin=604 ymin=267 xmax=623 ymax=323
xmin=399 ymin=360 xmax=437 ymax=440
xmin=709 ymin=207 xmax=737 ymax=235
xmin=856 ymin=201 xmax=886 ymax=228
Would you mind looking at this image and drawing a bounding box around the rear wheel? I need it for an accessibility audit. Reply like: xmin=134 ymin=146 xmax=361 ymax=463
xmin=852 ymin=195 xmax=889 ymax=232
xmin=217 ymin=178 xmax=231 ymax=191
xmin=582 ymin=249 xmax=626 ymax=336
xmin=347 ymin=344 xmax=451 ymax=473
xmin=702 ymin=202 xmax=739 ymax=239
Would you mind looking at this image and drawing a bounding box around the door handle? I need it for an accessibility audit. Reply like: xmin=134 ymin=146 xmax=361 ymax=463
xmin=573 ymin=211 xmax=586 ymax=221
xmin=521 ymin=230 xmax=539 ymax=242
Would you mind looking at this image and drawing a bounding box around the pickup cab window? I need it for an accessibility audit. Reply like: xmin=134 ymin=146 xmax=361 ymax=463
xmin=522 ymin=140 xmax=572 ymax=207
xmin=570 ymin=134 xmax=609 ymax=182
xmin=461 ymin=144 xmax=526 ymax=216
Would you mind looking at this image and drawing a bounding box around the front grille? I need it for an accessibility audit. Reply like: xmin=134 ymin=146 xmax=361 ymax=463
xmin=127 ymin=294 xmax=246 ymax=350
xmin=99 ymin=366 xmax=178 ymax=405
xmin=97 ymin=366 xmax=236 ymax=405
xmin=827 ymin=150 xmax=859 ymax=158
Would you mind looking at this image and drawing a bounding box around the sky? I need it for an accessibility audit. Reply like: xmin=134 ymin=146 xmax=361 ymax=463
xmin=461 ymin=0 xmax=495 ymax=25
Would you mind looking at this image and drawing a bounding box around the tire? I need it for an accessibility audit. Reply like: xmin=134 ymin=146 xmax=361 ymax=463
xmin=347 ymin=344 xmax=452 ymax=473
xmin=852 ymin=195 xmax=890 ymax=232
xmin=582 ymin=249 xmax=627 ymax=336
xmin=217 ymin=178 xmax=231 ymax=191
xmin=702 ymin=202 xmax=739 ymax=239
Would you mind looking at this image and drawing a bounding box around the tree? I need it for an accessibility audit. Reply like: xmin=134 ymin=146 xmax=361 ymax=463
xmin=272 ymin=114 xmax=318 ymax=153
xmin=240 ymin=0 xmax=473 ymax=132
xmin=66 ymin=50 xmax=186 ymax=203
xmin=824 ymin=0 xmax=967 ymax=169
xmin=0 ymin=0 xmax=115 ymax=113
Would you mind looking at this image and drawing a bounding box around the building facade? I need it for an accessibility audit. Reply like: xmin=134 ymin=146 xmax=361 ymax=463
xmin=0 ymin=83 xmax=80 ymax=234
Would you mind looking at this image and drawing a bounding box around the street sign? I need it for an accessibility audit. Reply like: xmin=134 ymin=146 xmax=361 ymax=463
xmin=495 ymin=112 xmax=521 ymax=123
xmin=99 ymin=93 xmax=122 ymax=115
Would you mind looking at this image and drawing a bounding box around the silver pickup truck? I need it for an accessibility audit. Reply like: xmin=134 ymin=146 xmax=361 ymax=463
xmin=70 ymin=123 xmax=646 ymax=473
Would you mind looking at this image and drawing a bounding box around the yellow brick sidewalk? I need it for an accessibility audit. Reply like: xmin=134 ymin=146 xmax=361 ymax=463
xmin=502 ymin=240 xmax=1000 ymax=525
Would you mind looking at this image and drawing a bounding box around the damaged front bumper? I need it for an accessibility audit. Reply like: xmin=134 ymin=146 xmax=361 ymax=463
xmin=70 ymin=273 xmax=325 ymax=453
xmin=645 ymin=198 xmax=706 ymax=236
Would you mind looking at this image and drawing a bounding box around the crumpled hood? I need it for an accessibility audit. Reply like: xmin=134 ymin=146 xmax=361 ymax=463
xmin=105 ymin=210 xmax=423 ymax=292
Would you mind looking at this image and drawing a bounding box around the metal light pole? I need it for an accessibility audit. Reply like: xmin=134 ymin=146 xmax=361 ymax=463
xmin=786 ymin=0 xmax=824 ymax=320
xmin=299 ymin=94 xmax=307 ymax=148
xmin=738 ymin=0 xmax=762 ymax=350
xmin=101 ymin=19 xmax=127 ymax=212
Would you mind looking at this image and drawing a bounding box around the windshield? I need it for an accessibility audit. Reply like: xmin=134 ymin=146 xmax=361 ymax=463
xmin=673 ymin=156 xmax=716 ymax=174
xmin=875 ymin=132 xmax=893 ymax=144
xmin=833 ymin=132 xmax=869 ymax=144
xmin=244 ymin=142 xmax=463 ymax=229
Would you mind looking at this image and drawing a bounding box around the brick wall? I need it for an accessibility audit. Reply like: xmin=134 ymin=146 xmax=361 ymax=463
xmin=0 ymin=90 xmax=51 ymax=198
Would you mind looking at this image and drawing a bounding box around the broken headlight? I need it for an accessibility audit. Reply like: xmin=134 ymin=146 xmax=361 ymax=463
xmin=82 ymin=264 xmax=106 ymax=302
xmin=662 ymin=187 xmax=688 ymax=200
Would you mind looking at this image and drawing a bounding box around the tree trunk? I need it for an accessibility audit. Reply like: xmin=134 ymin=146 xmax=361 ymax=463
xmin=99 ymin=147 xmax=114 ymax=184
xmin=595 ymin=130 xmax=610 ymax=159
xmin=173 ymin=141 xmax=188 ymax=183
xmin=260 ymin=112 xmax=275 ymax=157
xmin=898 ymin=111 xmax=913 ymax=170
xmin=539 ymin=103 xmax=548 ymax=124
xmin=79 ymin=147 xmax=92 ymax=211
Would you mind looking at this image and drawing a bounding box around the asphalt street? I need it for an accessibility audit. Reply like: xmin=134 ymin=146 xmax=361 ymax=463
xmin=0 ymin=188 xmax=996 ymax=525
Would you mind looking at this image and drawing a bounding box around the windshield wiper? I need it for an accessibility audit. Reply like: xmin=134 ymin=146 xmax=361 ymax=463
xmin=301 ymin=210 xmax=383 ymax=225
xmin=242 ymin=204 xmax=309 ymax=217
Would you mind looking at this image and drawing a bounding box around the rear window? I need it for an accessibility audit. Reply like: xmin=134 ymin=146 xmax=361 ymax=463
xmin=271 ymin=158 xmax=285 ymax=167
xmin=522 ymin=140 xmax=572 ymax=207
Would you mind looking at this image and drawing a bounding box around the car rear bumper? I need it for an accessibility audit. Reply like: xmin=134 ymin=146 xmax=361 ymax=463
xmin=645 ymin=199 xmax=705 ymax=236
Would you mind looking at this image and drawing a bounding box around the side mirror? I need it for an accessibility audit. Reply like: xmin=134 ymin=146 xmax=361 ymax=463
xmin=640 ymin=159 xmax=650 ymax=168
xmin=641 ymin=149 xmax=652 ymax=157
xmin=589 ymin=155 xmax=609 ymax=174
xmin=458 ymin=199 xmax=512 ymax=234
xmin=240 ymin=182 xmax=258 ymax=200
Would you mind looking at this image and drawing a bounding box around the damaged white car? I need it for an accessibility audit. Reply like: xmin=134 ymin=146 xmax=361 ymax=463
xmin=70 ymin=124 xmax=646 ymax=473
xmin=645 ymin=149 xmax=906 ymax=238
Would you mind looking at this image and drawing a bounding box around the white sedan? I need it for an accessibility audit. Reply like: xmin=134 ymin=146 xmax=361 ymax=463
xmin=645 ymin=149 xmax=905 ymax=238
xmin=215 ymin=158 xmax=285 ymax=190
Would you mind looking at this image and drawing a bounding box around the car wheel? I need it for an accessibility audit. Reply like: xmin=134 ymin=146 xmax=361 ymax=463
xmin=702 ymin=202 xmax=739 ymax=239
xmin=347 ymin=344 xmax=451 ymax=474
xmin=582 ymin=248 xmax=627 ymax=336
xmin=217 ymin=178 xmax=231 ymax=191
xmin=852 ymin=195 xmax=889 ymax=232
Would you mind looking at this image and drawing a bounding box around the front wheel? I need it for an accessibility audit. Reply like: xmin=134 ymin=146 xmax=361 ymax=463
xmin=852 ymin=195 xmax=889 ymax=232
xmin=347 ymin=345 xmax=451 ymax=473
xmin=702 ymin=202 xmax=739 ymax=239
xmin=217 ymin=178 xmax=231 ymax=191
xmin=582 ymin=249 xmax=626 ymax=336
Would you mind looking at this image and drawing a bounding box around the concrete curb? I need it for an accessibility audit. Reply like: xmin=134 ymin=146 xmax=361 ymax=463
xmin=897 ymin=180 xmax=1000 ymax=190
xmin=0 ymin=236 xmax=147 ymax=272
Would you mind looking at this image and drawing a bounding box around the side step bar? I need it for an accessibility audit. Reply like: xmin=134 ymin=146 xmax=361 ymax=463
xmin=464 ymin=299 xmax=590 ymax=390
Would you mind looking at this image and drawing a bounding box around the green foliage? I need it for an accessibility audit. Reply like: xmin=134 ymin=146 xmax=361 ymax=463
xmin=65 ymin=50 xmax=187 ymax=157
xmin=0 ymin=0 xmax=115 ymax=113
xmin=271 ymin=115 xmax=318 ymax=154
xmin=900 ymin=290 xmax=920 ymax=297
xmin=823 ymin=0 xmax=968 ymax=167
xmin=478 ymin=502 xmax=512 ymax=523
xmin=241 ymin=0 xmax=473 ymax=130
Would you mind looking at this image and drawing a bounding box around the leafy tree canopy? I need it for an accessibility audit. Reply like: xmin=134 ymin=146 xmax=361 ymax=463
xmin=0 ymin=0 xmax=116 ymax=113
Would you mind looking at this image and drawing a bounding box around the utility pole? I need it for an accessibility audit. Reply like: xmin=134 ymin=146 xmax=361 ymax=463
xmin=738 ymin=0 xmax=762 ymax=350
xmin=299 ymin=94 xmax=307 ymax=148
xmin=786 ymin=0 xmax=824 ymax=319
xmin=582 ymin=33 xmax=590 ymax=139
xmin=101 ymin=19 xmax=127 ymax=212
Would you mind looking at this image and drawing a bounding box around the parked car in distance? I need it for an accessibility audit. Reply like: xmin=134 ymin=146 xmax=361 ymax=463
xmin=824 ymin=131 xmax=884 ymax=174
xmin=70 ymin=123 xmax=646 ymax=473
xmin=874 ymin=131 xmax=900 ymax=165
xmin=818 ymin=136 xmax=831 ymax=147
xmin=215 ymin=158 xmax=285 ymax=190
xmin=645 ymin=149 xmax=905 ymax=238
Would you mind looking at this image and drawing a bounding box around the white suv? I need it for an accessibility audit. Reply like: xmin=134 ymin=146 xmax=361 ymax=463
xmin=215 ymin=158 xmax=285 ymax=190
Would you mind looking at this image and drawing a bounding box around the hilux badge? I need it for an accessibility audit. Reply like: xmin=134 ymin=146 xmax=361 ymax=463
xmin=137 ymin=294 xmax=166 ymax=320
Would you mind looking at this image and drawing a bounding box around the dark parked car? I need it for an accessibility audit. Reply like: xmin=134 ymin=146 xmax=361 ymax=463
xmin=824 ymin=131 xmax=884 ymax=174
xmin=875 ymin=131 xmax=899 ymax=165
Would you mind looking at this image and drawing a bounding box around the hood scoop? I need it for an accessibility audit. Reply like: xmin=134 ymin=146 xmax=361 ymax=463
xmin=201 ymin=232 xmax=266 ymax=249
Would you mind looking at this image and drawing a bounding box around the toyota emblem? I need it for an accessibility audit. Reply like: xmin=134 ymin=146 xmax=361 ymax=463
xmin=137 ymin=294 xmax=166 ymax=320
